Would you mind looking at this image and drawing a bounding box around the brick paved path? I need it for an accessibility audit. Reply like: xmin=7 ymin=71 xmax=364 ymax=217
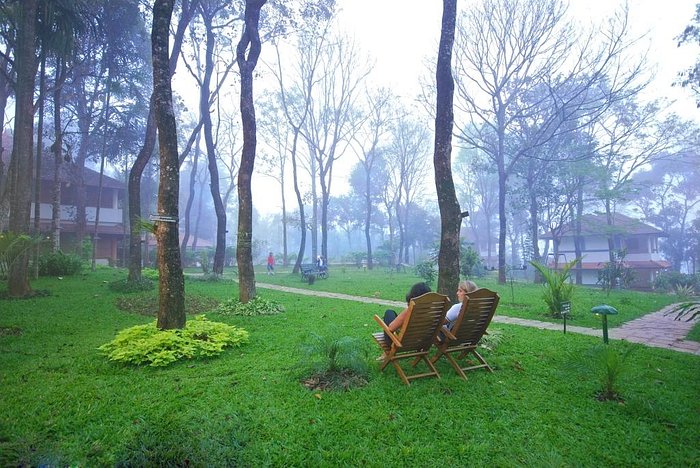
xmin=255 ymin=282 xmax=700 ymax=355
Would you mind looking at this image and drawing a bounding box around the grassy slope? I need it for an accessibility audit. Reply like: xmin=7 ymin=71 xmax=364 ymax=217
xmin=0 ymin=269 xmax=698 ymax=466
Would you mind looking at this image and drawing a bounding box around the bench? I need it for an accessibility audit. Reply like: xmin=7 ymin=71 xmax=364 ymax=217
xmin=300 ymin=263 xmax=328 ymax=281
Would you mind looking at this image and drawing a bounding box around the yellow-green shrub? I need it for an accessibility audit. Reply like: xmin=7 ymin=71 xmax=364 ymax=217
xmin=99 ymin=315 xmax=248 ymax=367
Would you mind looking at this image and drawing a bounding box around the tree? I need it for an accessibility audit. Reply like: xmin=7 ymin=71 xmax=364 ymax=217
xmin=676 ymin=4 xmax=700 ymax=106
xmin=453 ymin=0 xmax=646 ymax=283
xmin=236 ymin=0 xmax=267 ymax=303
xmin=433 ymin=0 xmax=461 ymax=299
xmin=351 ymin=89 xmax=393 ymax=270
xmin=151 ymin=0 xmax=185 ymax=329
xmin=6 ymin=0 xmax=38 ymax=297
xmin=128 ymin=0 xmax=197 ymax=282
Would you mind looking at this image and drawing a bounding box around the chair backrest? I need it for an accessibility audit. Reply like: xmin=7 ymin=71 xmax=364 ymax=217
xmin=396 ymin=292 xmax=450 ymax=352
xmin=449 ymin=288 xmax=500 ymax=346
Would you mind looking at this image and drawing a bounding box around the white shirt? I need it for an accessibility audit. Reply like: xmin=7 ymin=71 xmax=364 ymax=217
xmin=444 ymin=302 xmax=462 ymax=328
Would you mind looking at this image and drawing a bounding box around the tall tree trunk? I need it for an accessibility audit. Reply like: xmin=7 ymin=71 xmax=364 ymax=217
xmin=236 ymin=0 xmax=267 ymax=303
xmin=573 ymin=182 xmax=583 ymax=284
xmin=291 ymin=128 xmax=305 ymax=274
xmin=152 ymin=0 xmax=185 ymax=329
xmin=364 ymin=164 xmax=373 ymax=269
xmin=92 ymin=74 xmax=112 ymax=271
xmin=128 ymin=0 xmax=196 ymax=282
xmin=433 ymin=0 xmax=460 ymax=300
xmin=200 ymin=17 xmax=226 ymax=275
xmin=51 ymin=60 xmax=66 ymax=253
xmin=32 ymin=54 xmax=46 ymax=279
xmin=7 ymin=0 xmax=38 ymax=297
xmin=180 ymin=130 xmax=201 ymax=264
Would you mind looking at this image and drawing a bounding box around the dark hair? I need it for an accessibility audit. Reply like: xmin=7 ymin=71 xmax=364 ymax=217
xmin=406 ymin=282 xmax=431 ymax=303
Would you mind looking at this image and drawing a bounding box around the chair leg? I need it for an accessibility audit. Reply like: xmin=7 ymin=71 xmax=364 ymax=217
xmin=443 ymin=351 xmax=467 ymax=380
xmin=390 ymin=360 xmax=411 ymax=385
xmin=470 ymin=350 xmax=493 ymax=372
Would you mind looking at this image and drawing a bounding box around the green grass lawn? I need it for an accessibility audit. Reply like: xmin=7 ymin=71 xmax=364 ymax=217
xmin=1 ymin=268 xmax=698 ymax=466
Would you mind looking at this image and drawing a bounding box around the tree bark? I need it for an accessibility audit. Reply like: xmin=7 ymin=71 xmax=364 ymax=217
xmin=236 ymin=0 xmax=267 ymax=303
xmin=51 ymin=59 xmax=66 ymax=253
xmin=152 ymin=0 xmax=185 ymax=329
xmin=200 ymin=14 xmax=226 ymax=275
xmin=8 ymin=0 xmax=38 ymax=297
xmin=32 ymin=54 xmax=46 ymax=279
xmin=433 ymin=0 xmax=461 ymax=300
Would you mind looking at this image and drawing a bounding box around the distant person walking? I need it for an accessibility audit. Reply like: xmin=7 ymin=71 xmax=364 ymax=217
xmin=267 ymin=252 xmax=275 ymax=275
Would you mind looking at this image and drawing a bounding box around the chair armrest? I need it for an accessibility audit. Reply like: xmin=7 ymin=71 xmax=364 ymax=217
xmin=373 ymin=315 xmax=402 ymax=348
xmin=440 ymin=326 xmax=457 ymax=341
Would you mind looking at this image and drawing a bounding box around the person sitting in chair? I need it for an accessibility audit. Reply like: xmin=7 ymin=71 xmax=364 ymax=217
xmin=378 ymin=282 xmax=432 ymax=358
xmin=442 ymin=280 xmax=478 ymax=333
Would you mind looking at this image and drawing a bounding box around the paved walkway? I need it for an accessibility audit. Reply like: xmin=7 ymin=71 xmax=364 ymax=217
xmin=256 ymin=282 xmax=700 ymax=356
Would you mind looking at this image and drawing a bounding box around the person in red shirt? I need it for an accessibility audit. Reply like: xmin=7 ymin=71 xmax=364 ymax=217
xmin=266 ymin=252 xmax=275 ymax=275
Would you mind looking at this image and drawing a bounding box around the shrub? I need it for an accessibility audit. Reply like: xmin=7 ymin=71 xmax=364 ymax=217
xmin=415 ymin=260 xmax=436 ymax=286
xmin=216 ymin=296 xmax=285 ymax=316
xmin=529 ymin=258 xmax=578 ymax=318
xmin=141 ymin=268 xmax=159 ymax=280
xmin=460 ymin=244 xmax=483 ymax=278
xmin=299 ymin=334 xmax=368 ymax=391
xmin=99 ymin=315 xmax=249 ymax=367
xmin=573 ymin=344 xmax=633 ymax=402
xmin=38 ymin=251 xmax=83 ymax=276
xmin=597 ymin=249 xmax=635 ymax=292
xmin=654 ymin=271 xmax=698 ymax=292
xmin=108 ymin=278 xmax=155 ymax=293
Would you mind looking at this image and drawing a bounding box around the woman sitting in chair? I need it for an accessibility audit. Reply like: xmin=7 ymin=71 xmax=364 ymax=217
xmin=377 ymin=282 xmax=432 ymax=360
xmin=443 ymin=280 xmax=478 ymax=332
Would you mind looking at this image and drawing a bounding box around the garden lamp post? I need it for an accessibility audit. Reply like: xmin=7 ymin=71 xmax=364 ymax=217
xmin=591 ymin=305 xmax=618 ymax=344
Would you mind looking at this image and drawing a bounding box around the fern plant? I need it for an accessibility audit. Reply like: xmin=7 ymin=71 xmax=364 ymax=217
xmin=529 ymin=258 xmax=580 ymax=318
xmin=300 ymin=333 xmax=368 ymax=376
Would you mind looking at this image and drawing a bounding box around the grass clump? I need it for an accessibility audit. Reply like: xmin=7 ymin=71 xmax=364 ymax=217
xmin=141 ymin=268 xmax=159 ymax=280
xmin=299 ymin=333 xmax=368 ymax=391
xmin=108 ymin=277 xmax=154 ymax=293
xmin=216 ymin=296 xmax=284 ymax=316
xmin=99 ymin=315 xmax=249 ymax=367
xmin=115 ymin=292 xmax=219 ymax=316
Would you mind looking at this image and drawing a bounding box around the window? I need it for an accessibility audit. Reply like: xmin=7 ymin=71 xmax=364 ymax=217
xmin=624 ymin=236 xmax=646 ymax=254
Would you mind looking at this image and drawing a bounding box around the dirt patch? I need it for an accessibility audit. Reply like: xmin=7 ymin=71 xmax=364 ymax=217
xmin=115 ymin=293 xmax=220 ymax=316
xmin=302 ymin=369 xmax=368 ymax=392
xmin=0 ymin=326 xmax=22 ymax=337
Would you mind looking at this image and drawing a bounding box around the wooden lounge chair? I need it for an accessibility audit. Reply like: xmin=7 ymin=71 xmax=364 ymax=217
xmin=372 ymin=292 xmax=450 ymax=385
xmin=431 ymin=288 xmax=500 ymax=379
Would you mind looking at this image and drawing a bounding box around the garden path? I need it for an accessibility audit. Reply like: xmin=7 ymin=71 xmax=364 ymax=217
xmin=255 ymin=282 xmax=700 ymax=356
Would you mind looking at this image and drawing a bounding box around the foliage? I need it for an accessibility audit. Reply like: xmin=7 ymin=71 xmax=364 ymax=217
xmin=665 ymin=302 xmax=700 ymax=322
xmin=674 ymin=284 xmax=696 ymax=298
xmin=460 ymin=244 xmax=483 ymax=278
xmin=569 ymin=344 xmax=634 ymax=402
xmin=190 ymin=272 xmax=224 ymax=282
xmin=199 ymin=250 xmax=211 ymax=274
xmin=477 ymin=328 xmax=504 ymax=352
xmin=0 ymin=232 xmax=44 ymax=280
xmin=108 ymin=277 xmax=154 ymax=293
xmin=529 ymin=258 xmax=579 ymax=318
xmin=299 ymin=333 xmax=368 ymax=377
xmin=141 ymin=268 xmax=159 ymax=280
xmin=414 ymin=260 xmax=437 ymax=286
xmin=115 ymin=293 xmax=220 ymax=316
xmin=344 ymin=251 xmax=366 ymax=268
xmin=99 ymin=315 xmax=249 ymax=367
xmin=38 ymin=251 xmax=83 ymax=276
xmin=654 ymin=271 xmax=698 ymax=292
xmin=597 ymin=249 xmax=635 ymax=292
xmin=216 ymin=296 xmax=285 ymax=316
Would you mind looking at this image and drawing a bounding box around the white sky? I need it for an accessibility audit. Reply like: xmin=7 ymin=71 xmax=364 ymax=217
xmin=201 ymin=0 xmax=700 ymax=216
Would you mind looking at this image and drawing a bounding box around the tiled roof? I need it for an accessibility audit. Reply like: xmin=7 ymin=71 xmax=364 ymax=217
xmin=542 ymin=213 xmax=664 ymax=238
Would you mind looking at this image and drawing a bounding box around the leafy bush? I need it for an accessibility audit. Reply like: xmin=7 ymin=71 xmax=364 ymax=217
xmin=0 ymin=232 xmax=44 ymax=279
xmin=216 ymin=296 xmax=285 ymax=316
xmin=529 ymin=258 xmax=578 ymax=318
xmin=190 ymin=272 xmax=223 ymax=282
xmin=478 ymin=328 xmax=504 ymax=352
xmin=108 ymin=278 xmax=155 ymax=293
xmin=415 ymin=260 xmax=436 ymax=286
xmin=99 ymin=315 xmax=249 ymax=367
xmin=141 ymin=268 xmax=159 ymax=280
xmin=569 ymin=344 xmax=633 ymax=402
xmin=654 ymin=271 xmax=698 ymax=292
xmin=38 ymin=251 xmax=83 ymax=276
xmin=597 ymin=249 xmax=635 ymax=292
xmin=460 ymin=244 xmax=483 ymax=278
